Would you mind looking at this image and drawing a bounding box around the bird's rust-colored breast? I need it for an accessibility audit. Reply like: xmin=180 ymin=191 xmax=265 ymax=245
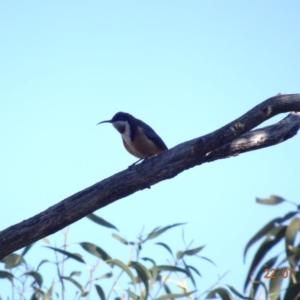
xmin=122 ymin=126 xmax=165 ymax=159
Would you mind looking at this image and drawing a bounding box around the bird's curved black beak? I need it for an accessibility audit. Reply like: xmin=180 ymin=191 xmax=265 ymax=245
xmin=97 ymin=120 xmax=112 ymax=125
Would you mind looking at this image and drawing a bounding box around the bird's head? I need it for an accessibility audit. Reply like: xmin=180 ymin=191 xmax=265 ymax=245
xmin=97 ymin=112 xmax=132 ymax=133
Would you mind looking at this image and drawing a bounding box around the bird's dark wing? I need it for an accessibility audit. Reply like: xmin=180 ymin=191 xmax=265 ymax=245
xmin=136 ymin=119 xmax=168 ymax=150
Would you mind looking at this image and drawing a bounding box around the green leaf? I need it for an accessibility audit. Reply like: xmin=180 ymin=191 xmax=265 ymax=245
xmin=140 ymin=258 xmax=158 ymax=288
xmin=256 ymin=195 xmax=285 ymax=205
xmin=206 ymin=287 xmax=234 ymax=300
xmin=285 ymin=217 xmax=300 ymax=268
xmin=95 ymin=284 xmax=106 ymax=300
xmin=244 ymin=226 xmax=286 ymax=292
xmin=129 ymin=261 xmax=150 ymax=299
xmin=106 ymin=259 xmax=136 ymax=285
xmin=44 ymin=282 xmax=55 ymax=300
xmin=42 ymin=237 xmax=51 ymax=245
xmin=87 ymin=214 xmax=118 ymax=231
xmin=183 ymin=245 xmax=205 ymax=256
xmin=145 ymin=223 xmax=186 ymax=241
xmin=1 ymin=253 xmax=24 ymax=269
xmin=269 ymin=268 xmax=284 ymax=300
xmin=226 ymin=285 xmax=253 ymax=299
xmin=156 ymin=291 xmax=195 ymax=300
xmin=126 ymin=289 xmax=140 ymax=300
xmin=61 ymin=276 xmax=88 ymax=297
xmin=0 ymin=271 xmax=14 ymax=282
xmin=177 ymin=245 xmax=205 ymax=259
xmin=45 ymin=246 xmax=85 ymax=264
xmin=36 ymin=259 xmax=50 ymax=271
xmin=23 ymin=271 xmax=43 ymax=287
xmin=149 ymin=265 xmax=189 ymax=276
xmin=99 ymin=272 xmax=113 ymax=279
xmin=155 ymin=242 xmax=173 ymax=257
xmin=70 ymin=271 xmax=81 ymax=277
xmin=112 ymin=233 xmax=128 ymax=245
xmin=80 ymin=242 xmax=112 ymax=261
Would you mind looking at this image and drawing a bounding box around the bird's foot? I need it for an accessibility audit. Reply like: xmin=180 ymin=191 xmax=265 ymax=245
xmin=128 ymin=158 xmax=144 ymax=169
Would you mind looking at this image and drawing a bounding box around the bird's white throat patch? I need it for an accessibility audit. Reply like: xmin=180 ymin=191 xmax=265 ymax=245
xmin=113 ymin=121 xmax=131 ymax=143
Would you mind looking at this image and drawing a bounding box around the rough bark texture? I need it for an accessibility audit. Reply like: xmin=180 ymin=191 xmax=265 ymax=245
xmin=0 ymin=94 xmax=300 ymax=259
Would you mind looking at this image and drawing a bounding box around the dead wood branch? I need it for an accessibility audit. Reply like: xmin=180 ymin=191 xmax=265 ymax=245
xmin=0 ymin=94 xmax=300 ymax=259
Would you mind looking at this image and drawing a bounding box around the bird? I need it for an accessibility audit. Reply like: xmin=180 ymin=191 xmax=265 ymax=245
xmin=97 ymin=112 xmax=168 ymax=165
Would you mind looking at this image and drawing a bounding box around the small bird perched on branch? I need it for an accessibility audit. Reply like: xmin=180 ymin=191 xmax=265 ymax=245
xmin=97 ymin=112 xmax=168 ymax=165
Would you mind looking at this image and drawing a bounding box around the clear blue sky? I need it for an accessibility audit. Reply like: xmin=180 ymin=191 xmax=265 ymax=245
xmin=1 ymin=1 xmax=300 ymax=298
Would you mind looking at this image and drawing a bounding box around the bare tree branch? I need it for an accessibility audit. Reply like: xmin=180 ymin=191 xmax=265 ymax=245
xmin=0 ymin=94 xmax=300 ymax=259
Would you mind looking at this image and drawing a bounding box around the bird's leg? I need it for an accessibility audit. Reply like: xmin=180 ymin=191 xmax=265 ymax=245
xmin=128 ymin=158 xmax=144 ymax=169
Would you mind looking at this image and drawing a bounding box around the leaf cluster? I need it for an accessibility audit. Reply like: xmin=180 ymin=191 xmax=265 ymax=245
xmin=0 ymin=216 xmax=212 ymax=300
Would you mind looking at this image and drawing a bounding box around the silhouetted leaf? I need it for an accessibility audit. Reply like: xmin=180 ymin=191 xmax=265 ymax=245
xmin=1 ymin=253 xmax=24 ymax=269
xmin=186 ymin=265 xmax=201 ymax=278
xmin=140 ymin=258 xmax=157 ymax=288
xmin=198 ymin=256 xmax=217 ymax=266
xmin=45 ymin=246 xmax=85 ymax=264
xmin=256 ymin=195 xmax=285 ymax=205
xmin=61 ymin=276 xmax=88 ymax=296
xmin=145 ymin=223 xmax=186 ymax=241
xmin=31 ymin=287 xmax=44 ymax=298
xmin=227 ymin=285 xmax=252 ymax=299
xmin=244 ymin=211 xmax=297 ymax=262
xmin=80 ymin=242 xmax=111 ymax=261
xmin=30 ymin=292 xmax=39 ymax=300
xmin=206 ymin=287 xmax=234 ymax=300
xmin=155 ymin=242 xmax=173 ymax=257
xmin=36 ymin=259 xmax=50 ymax=271
xmin=253 ymin=280 xmax=268 ymax=300
xmin=112 ymin=233 xmax=128 ymax=244
xmin=285 ymin=217 xmax=300 ymax=268
xmin=182 ymin=259 xmax=196 ymax=287
xmin=0 ymin=271 xmax=14 ymax=282
xmin=163 ymin=283 xmax=172 ymax=294
xmin=87 ymin=214 xmax=118 ymax=231
xmin=99 ymin=272 xmax=113 ymax=279
xmin=21 ymin=243 xmax=34 ymax=257
xmin=95 ymin=284 xmax=106 ymax=300
xmin=106 ymin=259 xmax=136 ymax=285
xmin=283 ymin=272 xmax=300 ymax=300
xmin=244 ymin=226 xmax=286 ymax=292
xmin=249 ymin=256 xmax=277 ymax=298
xmin=23 ymin=271 xmax=43 ymax=287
